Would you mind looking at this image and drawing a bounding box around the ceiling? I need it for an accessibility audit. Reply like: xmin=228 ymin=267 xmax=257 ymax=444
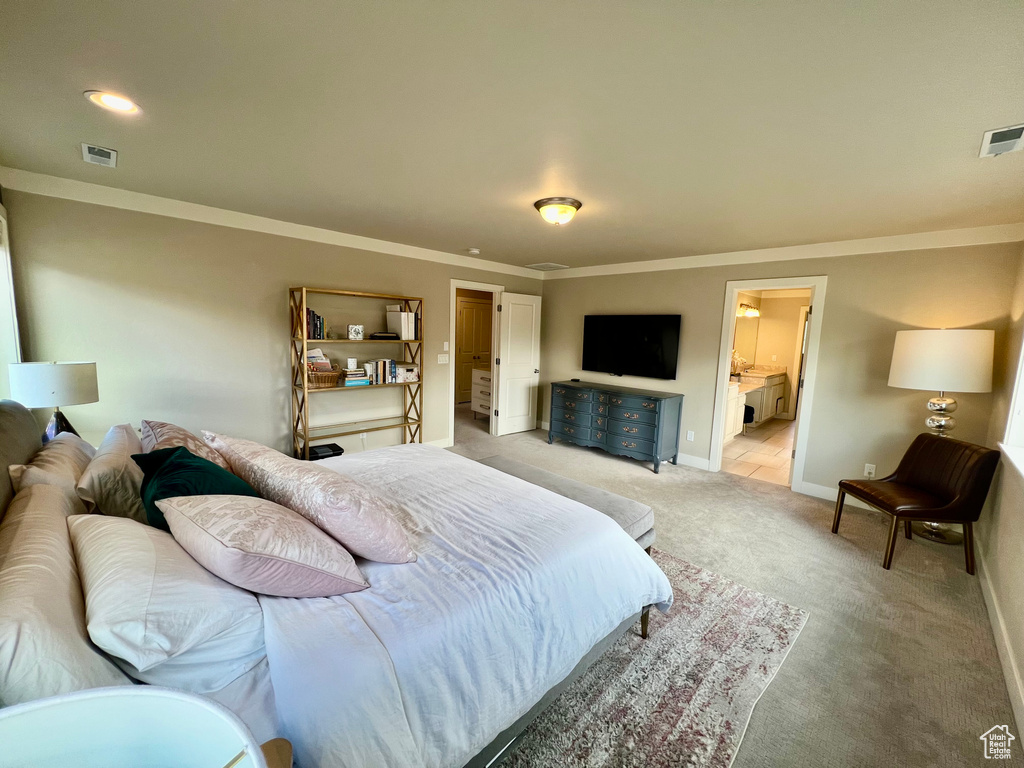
xmin=1 ymin=1 xmax=1022 ymax=270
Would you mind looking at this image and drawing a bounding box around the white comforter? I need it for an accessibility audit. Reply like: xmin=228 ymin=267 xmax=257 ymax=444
xmin=259 ymin=445 xmax=673 ymax=768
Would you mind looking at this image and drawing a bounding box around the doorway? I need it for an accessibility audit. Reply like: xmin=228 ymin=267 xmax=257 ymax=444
xmin=709 ymin=277 xmax=827 ymax=493
xmin=455 ymin=289 xmax=493 ymax=405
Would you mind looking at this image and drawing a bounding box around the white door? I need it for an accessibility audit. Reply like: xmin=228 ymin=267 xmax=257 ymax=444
xmin=788 ymin=306 xmax=812 ymax=483
xmin=495 ymin=292 xmax=542 ymax=436
xmin=0 ymin=206 xmax=21 ymax=398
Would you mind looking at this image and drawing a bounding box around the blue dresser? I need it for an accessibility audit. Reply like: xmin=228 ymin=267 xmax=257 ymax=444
xmin=547 ymin=381 xmax=684 ymax=473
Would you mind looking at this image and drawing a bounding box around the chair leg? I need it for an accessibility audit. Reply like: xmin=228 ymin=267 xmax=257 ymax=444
xmin=882 ymin=516 xmax=900 ymax=570
xmin=904 ymin=520 xmax=912 ymax=539
xmin=964 ymin=522 xmax=976 ymax=575
xmin=832 ymin=490 xmax=846 ymax=533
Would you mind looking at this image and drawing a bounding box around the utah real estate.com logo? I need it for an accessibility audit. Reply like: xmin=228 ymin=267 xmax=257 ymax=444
xmin=980 ymin=725 xmax=1015 ymax=759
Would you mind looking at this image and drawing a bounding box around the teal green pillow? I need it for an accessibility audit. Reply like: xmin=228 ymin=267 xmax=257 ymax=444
xmin=132 ymin=446 xmax=259 ymax=530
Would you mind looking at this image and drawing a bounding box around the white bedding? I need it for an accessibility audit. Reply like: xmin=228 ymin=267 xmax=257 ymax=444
xmin=259 ymin=445 xmax=673 ymax=768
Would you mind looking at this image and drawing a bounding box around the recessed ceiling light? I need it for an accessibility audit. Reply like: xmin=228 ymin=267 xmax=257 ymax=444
xmin=534 ymin=197 xmax=582 ymax=226
xmin=84 ymin=91 xmax=141 ymax=114
xmin=467 ymin=247 xmax=481 ymax=255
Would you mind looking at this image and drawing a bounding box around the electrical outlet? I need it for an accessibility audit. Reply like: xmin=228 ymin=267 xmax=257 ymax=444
xmin=771 ymin=354 xmax=777 ymax=361
xmin=864 ymin=463 xmax=876 ymax=479
xmin=686 ymin=430 xmax=695 ymax=441
xmin=359 ymin=433 xmax=367 ymax=439
xmin=438 ymin=353 xmax=449 ymax=365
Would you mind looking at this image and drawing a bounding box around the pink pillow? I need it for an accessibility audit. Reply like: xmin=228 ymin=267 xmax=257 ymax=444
xmin=142 ymin=421 xmax=231 ymax=471
xmin=203 ymin=433 xmax=416 ymax=565
xmin=157 ymin=495 xmax=369 ymax=598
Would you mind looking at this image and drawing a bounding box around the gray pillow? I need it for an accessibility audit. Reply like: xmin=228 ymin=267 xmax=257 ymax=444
xmin=77 ymin=424 xmax=147 ymax=523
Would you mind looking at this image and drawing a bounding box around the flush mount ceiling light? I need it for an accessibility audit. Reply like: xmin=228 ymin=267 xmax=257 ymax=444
xmin=84 ymin=91 xmax=141 ymax=114
xmin=737 ymin=303 xmax=760 ymax=318
xmin=534 ymin=197 xmax=582 ymax=226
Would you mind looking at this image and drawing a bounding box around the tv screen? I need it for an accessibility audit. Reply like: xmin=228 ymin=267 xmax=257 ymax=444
xmin=582 ymin=314 xmax=681 ymax=380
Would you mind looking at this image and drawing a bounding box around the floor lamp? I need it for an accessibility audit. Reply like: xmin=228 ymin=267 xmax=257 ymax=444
xmin=887 ymin=328 xmax=994 ymax=544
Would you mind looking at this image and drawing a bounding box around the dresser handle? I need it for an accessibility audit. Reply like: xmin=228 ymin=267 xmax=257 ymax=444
xmin=623 ymin=412 xmax=640 ymax=419
xmin=566 ymin=401 xmax=576 ymax=409
xmin=621 ymin=440 xmax=637 ymax=449
xmin=565 ymin=413 xmax=576 ymax=421
xmin=623 ymin=426 xmax=638 ymax=433
xmin=481 ymin=377 xmax=491 ymax=383
xmin=595 ymin=417 xmax=604 ymax=426
xmin=642 ymin=401 xmax=656 ymax=409
xmin=612 ymin=398 xmax=623 ymax=405
xmin=555 ymin=388 xmax=566 ymax=395
xmin=597 ymin=405 xmax=606 ymax=413
xmin=565 ymin=426 xmax=575 ymax=435
xmin=595 ymin=431 xmax=604 ymax=440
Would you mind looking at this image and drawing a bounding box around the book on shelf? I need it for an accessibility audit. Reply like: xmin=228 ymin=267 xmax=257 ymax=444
xmin=305 ymin=309 xmax=327 ymax=340
xmin=386 ymin=311 xmax=419 ymax=341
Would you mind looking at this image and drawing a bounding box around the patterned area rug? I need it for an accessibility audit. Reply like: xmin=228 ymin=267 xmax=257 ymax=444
xmin=504 ymin=549 xmax=808 ymax=768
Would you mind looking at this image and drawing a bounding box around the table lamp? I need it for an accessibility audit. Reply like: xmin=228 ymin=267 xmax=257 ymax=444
xmin=887 ymin=328 xmax=994 ymax=543
xmin=8 ymin=362 xmax=99 ymax=442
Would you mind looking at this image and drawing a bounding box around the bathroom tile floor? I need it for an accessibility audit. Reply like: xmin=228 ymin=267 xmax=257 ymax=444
xmin=722 ymin=420 xmax=796 ymax=486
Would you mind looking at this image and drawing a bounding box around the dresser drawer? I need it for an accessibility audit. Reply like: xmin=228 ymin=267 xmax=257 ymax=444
xmin=606 ymin=435 xmax=656 ymax=458
xmin=472 ymin=384 xmax=491 ymax=403
xmin=607 ymin=419 xmax=657 ymax=442
xmin=592 ymin=414 xmax=607 ymax=430
xmin=609 ymin=405 xmax=658 ymax=425
xmin=552 ymin=387 xmax=592 ymax=402
xmin=605 ymin=394 xmax=661 ymax=412
xmin=473 ymin=369 xmax=493 ymax=386
xmin=551 ymin=420 xmax=590 ymax=441
xmin=552 ymin=395 xmax=593 ymax=414
xmin=551 ymin=408 xmax=591 ymax=428
xmin=471 ymin=400 xmax=490 ymax=415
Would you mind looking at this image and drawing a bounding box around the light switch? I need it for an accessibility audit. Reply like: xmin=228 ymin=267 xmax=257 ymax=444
xmin=438 ymin=354 xmax=450 ymax=365
xmin=443 ymin=342 xmax=449 ymax=352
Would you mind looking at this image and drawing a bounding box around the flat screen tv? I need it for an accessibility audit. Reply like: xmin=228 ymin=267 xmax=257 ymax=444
xmin=582 ymin=314 xmax=681 ymax=380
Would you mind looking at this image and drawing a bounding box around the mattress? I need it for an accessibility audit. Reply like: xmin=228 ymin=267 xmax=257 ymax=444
xmin=259 ymin=445 xmax=673 ymax=768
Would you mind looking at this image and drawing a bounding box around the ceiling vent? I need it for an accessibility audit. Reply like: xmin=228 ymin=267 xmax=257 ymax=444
xmin=525 ymin=262 xmax=570 ymax=271
xmin=979 ymin=124 xmax=1024 ymax=157
xmin=81 ymin=143 xmax=117 ymax=167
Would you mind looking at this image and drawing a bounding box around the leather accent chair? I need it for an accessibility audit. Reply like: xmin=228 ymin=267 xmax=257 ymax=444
xmin=831 ymin=434 xmax=1000 ymax=574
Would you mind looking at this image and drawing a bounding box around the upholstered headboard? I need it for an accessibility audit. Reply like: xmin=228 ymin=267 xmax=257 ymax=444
xmin=0 ymin=400 xmax=42 ymax=515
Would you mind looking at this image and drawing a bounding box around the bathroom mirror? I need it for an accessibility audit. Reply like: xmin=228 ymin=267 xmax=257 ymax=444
xmin=734 ymin=316 xmax=759 ymax=368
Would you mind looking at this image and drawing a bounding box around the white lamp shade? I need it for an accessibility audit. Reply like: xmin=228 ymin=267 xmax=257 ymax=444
xmin=8 ymin=362 xmax=99 ymax=408
xmin=888 ymin=329 xmax=994 ymax=393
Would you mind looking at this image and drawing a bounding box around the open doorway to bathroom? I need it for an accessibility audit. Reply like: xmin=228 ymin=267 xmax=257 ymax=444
xmin=709 ymin=277 xmax=827 ymax=493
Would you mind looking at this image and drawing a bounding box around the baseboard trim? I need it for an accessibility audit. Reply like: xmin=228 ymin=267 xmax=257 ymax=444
xmin=538 ymin=420 xmax=550 ymax=431
xmin=427 ymin=437 xmax=454 ymax=449
xmin=673 ymin=454 xmax=710 ymax=471
xmin=977 ymin=548 xmax=1024 ymax=738
xmin=794 ymin=481 xmax=872 ymax=510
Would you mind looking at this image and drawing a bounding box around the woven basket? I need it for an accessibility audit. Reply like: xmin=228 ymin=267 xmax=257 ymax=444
xmin=307 ymin=364 xmax=341 ymax=389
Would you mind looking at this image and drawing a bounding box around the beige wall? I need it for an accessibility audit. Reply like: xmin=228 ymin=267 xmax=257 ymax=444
xmin=540 ymin=243 xmax=1021 ymax=486
xmin=4 ymin=191 xmax=541 ymax=451
xmin=753 ymin=294 xmax=809 ymax=418
xmin=977 ymin=243 xmax=1024 ymax=731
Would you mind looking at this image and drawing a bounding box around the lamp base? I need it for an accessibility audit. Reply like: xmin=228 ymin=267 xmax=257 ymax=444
xmin=925 ymin=394 xmax=957 ymax=437
xmin=43 ymin=408 xmax=80 ymax=444
xmin=910 ymin=521 xmax=963 ymax=545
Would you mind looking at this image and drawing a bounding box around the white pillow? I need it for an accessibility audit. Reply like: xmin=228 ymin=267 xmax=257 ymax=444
xmin=9 ymin=432 xmax=95 ymax=515
xmin=77 ymin=424 xmax=147 ymax=523
xmin=158 ymin=495 xmax=369 ymax=597
xmin=0 ymin=485 xmax=129 ymax=704
xmin=67 ymin=514 xmax=266 ymax=694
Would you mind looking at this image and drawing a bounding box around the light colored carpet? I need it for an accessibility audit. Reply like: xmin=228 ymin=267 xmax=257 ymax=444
xmin=450 ymin=407 xmax=1022 ymax=767
xmin=505 ymin=548 xmax=808 ymax=768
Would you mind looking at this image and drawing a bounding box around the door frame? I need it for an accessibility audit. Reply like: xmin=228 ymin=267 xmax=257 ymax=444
xmin=448 ymin=279 xmax=504 ymax=444
xmin=708 ymin=276 xmax=827 ymax=493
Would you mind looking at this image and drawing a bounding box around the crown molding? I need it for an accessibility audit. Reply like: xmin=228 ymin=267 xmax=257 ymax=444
xmin=0 ymin=166 xmax=540 ymax=280
xmin=543 ymin=222 xmax=1024 ymax=280
xmin=2 ymin=166 xmax=1021 ymax=281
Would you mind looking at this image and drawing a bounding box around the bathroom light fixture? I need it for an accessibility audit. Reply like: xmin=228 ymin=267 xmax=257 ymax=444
xmin=737 ymin=303 xmax=760 ymax=318
xmin=84 ymin=91 xmax=141 ymax=114
xmin=534 ymin=197 xmax=582 ymax=225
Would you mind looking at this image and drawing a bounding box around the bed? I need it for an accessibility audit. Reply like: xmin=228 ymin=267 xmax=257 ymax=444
xmin=0 ymin=400 xmax=674 ymax=767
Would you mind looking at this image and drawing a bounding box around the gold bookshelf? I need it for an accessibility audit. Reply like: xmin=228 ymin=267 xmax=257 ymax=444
xmin=289 ymin=287 xmax=423 ymax=459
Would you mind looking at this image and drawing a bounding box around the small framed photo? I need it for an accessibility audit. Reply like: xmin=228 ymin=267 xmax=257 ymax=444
xmin=347 ymin=324 xmax=364 ymax=340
